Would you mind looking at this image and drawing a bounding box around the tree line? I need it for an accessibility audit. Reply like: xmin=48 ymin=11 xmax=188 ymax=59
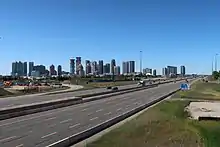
xmin=212 ymin=71 xmax=220 ymax=80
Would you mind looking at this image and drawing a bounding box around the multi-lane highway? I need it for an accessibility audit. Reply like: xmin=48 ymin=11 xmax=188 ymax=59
xmin=0 ymin=81 xmax=183 ymax=147
xmin=0 ymin=84 xmax=138 ymax=109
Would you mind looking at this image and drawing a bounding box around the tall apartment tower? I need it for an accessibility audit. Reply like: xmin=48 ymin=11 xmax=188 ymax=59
xmin=70 ymin=58 xmax=75 ymax=75
xmin=76 ymin=57 xmax=82 ymax=75
xmin=111 ymin=59 xmax=116 ymax=74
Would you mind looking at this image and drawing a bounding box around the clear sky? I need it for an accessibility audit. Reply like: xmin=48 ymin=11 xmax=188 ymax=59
xmin=0 ymin=0 xmax=220 ymax=75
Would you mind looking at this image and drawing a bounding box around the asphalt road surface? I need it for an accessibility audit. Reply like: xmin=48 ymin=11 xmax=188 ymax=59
xmin=0 ymin=84 xmax=138 ymax=109
xmin=0 ymin=81 xmax=183 ymax=147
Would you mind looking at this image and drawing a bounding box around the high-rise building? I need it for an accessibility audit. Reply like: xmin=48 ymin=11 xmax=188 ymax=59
xmin=153 ymin=69 xmax=157 ymax=76
xmin=104 ymin=63 xmax=110 ymax=74
xmin=57 ymin=65 xmax=62 ymax=76
xmin=31 ymin=70 xmax=40 ymax=77
xmin=91 ymin=61 xmax=98 ymax=75
xmin=122 ymin=61 xmax=129 ymax=74
xmin=114 ymin=66 xmax=120 ymax=75
xmin=29 ymin=62 xmax=34 ymax=76
xmin=111 ymin=59 xmax=116 ymax=74
xmin=98 ymin=60 xmax=104 ymax=75
xmin=70 ymin=58 xmax=75 ymax=75
xmin=78 ymin=64 xmax=84 ymax=77
xmin=162 ymin=67 xmax=168 ymax=76
xmin=129 ymin=61 xmax=135 ymax=73
xmin=85 ymin=60 xmax=91 ymax=75
xmin=143 ymin=68 xmax=152 ymax=75
xmin=50 ymin=64 xmax=56 ymax=76
xmin=180 ymin=66 xmax=186 ymax=75
xmin=23 ymin=62 xmax=27 ymax=76
xmin=12 ymin=62 xmax=17 ymax=76
xmin=76 ymin=57 xmax=82 ymax=75
xmin=33 ymin=65 xmax=46 ymax=76
xmin=167 ymin=66 xmax=177 ymax=75
xmin=11 ymin=61 xmax=27 ymax=76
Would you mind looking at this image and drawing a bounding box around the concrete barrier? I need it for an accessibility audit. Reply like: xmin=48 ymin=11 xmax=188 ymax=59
xmin=0 ymin=79 xmax=186 ymax=121
xmin=0 ymin=97 xmax=83 ymax=120
xmin=46 ymin=88 xmax=181 ymax=147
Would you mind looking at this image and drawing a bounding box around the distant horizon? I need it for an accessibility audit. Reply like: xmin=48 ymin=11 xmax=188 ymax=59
xmin=1 ymin=0 xmax=219 ymax=75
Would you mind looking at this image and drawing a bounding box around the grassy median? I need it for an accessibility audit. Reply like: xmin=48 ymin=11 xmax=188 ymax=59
xmin=87 ymin=79 xmax=220 ymax=147
xmin=172 ymin=81 xmax=220 ymax=100
xmin=87 ymin=100 xmax=203 ymax=147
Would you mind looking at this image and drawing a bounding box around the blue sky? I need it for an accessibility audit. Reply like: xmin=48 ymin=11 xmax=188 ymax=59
xmin=0 ymin=0 xmax=220 ymax=75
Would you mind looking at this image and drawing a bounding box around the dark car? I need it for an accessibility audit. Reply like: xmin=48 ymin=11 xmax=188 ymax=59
xmin=112 ymin=87 xmax=118 ymax=91
xmin=106 ymin=86 xmax=112 ymax=89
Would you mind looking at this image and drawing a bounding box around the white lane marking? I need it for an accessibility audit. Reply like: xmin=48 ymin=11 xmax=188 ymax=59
xmin=60 ymin=119 xmax=72 ymax=124
xmin=7 ymin=104 xmax=15 ymax=107
xmin=0 ymin=136 xmax=17 ymax=143
xmin=96 ymin=109 xmax=103 ymax=112
xmin=104 ymin=112 xmax=112 ymax=116
xmin=69 ymin=123 xmax=80 ymax=129
xmin=41 ymin=132 xmax=57 ymax=139
xmin=117 ymin=108 xmax=122 ymax=111
xmin=16 ymin=144 xmax=24 ymax=147
xmin=88 ymin=112 xmax=93 ymax=116
xmin=90 ymin=117 xmax=98 ymax=121
xmin=82 ymin=108 xmax=88 ymax=112
xmin=45 ymin=117 xmax=56 ymax=121
xmin=0 ymin=112 xmax=55 ymax=127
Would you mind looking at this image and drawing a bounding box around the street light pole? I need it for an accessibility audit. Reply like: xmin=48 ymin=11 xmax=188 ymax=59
xmin=140 ymin=51 xmax=142 ymax=75
xmin=215 ymin=54 xmax=218 ymax=71
xmin=212 ymin=59 xmax=213 ymax=74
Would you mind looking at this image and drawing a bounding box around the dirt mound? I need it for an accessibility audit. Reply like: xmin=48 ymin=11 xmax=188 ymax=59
xmin=0 ymin=88 xmax=13 ymax=96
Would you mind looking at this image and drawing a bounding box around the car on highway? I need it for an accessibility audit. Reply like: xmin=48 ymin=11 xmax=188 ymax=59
xmin=106 ymin=86 xmax=112 ymax=90
xmin=112 ymin=87 xmax=119 ymax=91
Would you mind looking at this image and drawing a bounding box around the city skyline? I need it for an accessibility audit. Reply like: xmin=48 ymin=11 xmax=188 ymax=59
xmin=11 ymin=57 xmax=186 ymax=77
xmin=1 ymin=0 xmax=220 ymax=75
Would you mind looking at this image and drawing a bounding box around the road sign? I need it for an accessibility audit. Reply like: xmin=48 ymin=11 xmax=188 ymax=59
xmin=180 ymin=83 xmax=189 ymax=90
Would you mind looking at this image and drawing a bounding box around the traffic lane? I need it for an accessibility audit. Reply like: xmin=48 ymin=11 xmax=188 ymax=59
xmin=0 ymin=82 xmax=181 ymax=146
xmin=0 ymin=85 xmax=163 ymax=132
xmin=0 ymin=79 xmax=175 ymax=108
xmin=0 ymin=81 xmax=180 ymax=134
xmin=5 ymin=83 xmax=178 ymax=147
xmin=0 ymin=81 xmax=179 ymax=129
xmin=0 ymin=89 xmax=159 ymax=146
xmin=0 ymin=84 xmax=138 ymax=108
xmin=1 ymin=84 xmax=174 ymax=147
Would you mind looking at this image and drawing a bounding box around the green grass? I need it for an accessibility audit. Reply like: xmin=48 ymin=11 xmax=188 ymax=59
xmin=88 ymin=99 xmax=220 ymax=147
xmin=172 ymin=81 xmax=220 ymax=100
xmin=87 ymin=100 xmax=203 ymax=147
xmin=192 ymin=121 xmax=220 ymax=147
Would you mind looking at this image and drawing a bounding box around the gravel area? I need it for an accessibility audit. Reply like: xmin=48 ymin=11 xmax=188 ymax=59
xmin=186 ymin=101 xmax=220 ymax=120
